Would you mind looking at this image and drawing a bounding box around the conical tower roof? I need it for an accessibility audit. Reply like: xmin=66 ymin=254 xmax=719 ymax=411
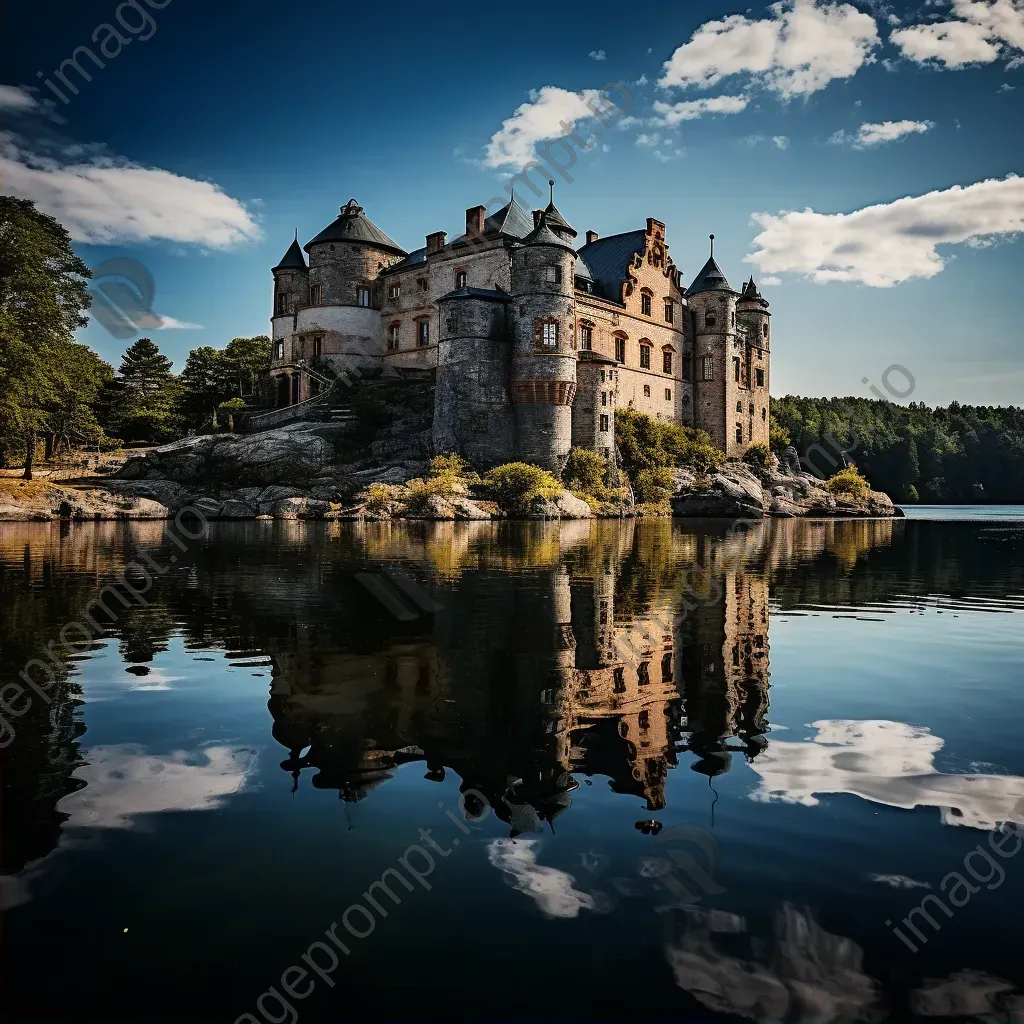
xmin=740 ymin=274 xmax=769 ymax=306
xmin=304 ymin=199 xmax=406 ymax=256
xmin=687 ymin=236 xmax=736 ymax=295
xmin=540 ymin=180 xmax=576 ymax=239
xmin=522 ymin=211 xmax=576 ymax=253
xmin=273 ymin=235 xmax=308 ymax=272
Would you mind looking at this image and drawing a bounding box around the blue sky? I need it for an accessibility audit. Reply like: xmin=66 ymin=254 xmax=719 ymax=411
xmin=2 ymin=0 xmax=1022 ymax=405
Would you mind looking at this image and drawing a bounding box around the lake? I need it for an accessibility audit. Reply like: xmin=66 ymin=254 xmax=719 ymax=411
xmin=3 ymin=515 xmax=1024 ymax=1023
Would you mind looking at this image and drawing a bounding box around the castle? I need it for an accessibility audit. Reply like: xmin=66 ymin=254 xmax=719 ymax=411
xmin=269 ymin=191 xmax=771 ymax=468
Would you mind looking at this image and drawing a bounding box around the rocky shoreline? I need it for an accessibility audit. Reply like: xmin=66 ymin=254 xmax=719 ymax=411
xmin=0 ymin=425 xmax=900 ymax=523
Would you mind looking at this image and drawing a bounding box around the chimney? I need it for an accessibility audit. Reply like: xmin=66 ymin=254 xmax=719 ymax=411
xmin=426 ymin=230 xmax=447 ymax=255
xmin=465 ymin=205 xmax=486 ymax=239
xmin=586 ymin=230 xmax=599 ymax=245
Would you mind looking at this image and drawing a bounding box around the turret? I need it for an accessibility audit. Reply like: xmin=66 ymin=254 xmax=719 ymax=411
xmin=737 ymin=276 xmax=771 ymax=449
xmin=509 ymin=209 xmax=578 ymax=472
xmin=685 ymin=234 xmax=743 ymax=457
xmin=272 ymin=234 xmax=308 ymax=319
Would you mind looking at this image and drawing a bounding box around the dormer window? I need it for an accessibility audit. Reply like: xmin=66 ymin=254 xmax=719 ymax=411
xmin=455 ymin=269 xmax=468 ymax=289
xmin=357 ymin=286 xmax=371 ymax=307
xmin=641 ymin=289 xmax=652 ymax=316
xmin=388 ymin=282 xmax=400 ymax=300
xmin=310 ymin=283 xmax=323 ymax=305
xmin=544 ymin=265 xmax=563 ymax=285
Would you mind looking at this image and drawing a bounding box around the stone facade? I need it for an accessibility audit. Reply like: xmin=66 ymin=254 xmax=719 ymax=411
xmin=269 ymin=198 xmax=773 ymax=469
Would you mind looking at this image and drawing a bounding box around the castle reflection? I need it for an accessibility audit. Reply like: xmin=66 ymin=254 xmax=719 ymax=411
xmin=265 ymin=518 xmax=893 ymax=833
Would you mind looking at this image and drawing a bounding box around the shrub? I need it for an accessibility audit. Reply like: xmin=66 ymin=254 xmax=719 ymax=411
xmin=826 ymin=464 xmax=872 ymax=501
xmin=563 ymin=447 xmax=608 ymax=498
xmin=363 ymin=482 xmax=396 ymax=515
xmin=405 ymin=474 xmax=460 ymax=514
xmin=428 ymin=452 xmax=469 ymax=479
xmin=615 ymin=408 xmax=725 ymax=479
xmin=905 ymin=484 xmax=920 ymax=503
xmin=570 ymin=489 xmax=603 ymax=513
xmin=484 ymin=462 xmax=561 ymax=516
xmin=743 ymin=442 xmax=772 ymax=469
xmin=769 ymin=420 xmax=791 ymax=454
xmin=635 ymin=466 xmax=675 ymax=504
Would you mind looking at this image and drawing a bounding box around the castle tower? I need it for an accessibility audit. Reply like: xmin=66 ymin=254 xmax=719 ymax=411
xmin=509 ymin=210 xmax=578 ymax=472
xmin=738 ymin=276 xmax=771 ymax=449
xmin=270 ymin=236 xmax=309 ymax=406
xmin=686 ymin=235 xmax=744 ymax=457
xmin=434 ymin=286 xmax=514 ymax=468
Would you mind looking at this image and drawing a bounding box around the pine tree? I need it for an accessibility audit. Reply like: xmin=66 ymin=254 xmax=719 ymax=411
xmin=109 ymin=338 xmax=181 ymax=443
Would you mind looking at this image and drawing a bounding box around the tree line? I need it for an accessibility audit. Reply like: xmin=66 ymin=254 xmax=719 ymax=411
xmin=0 ymin=196 xmax=270 ymax=476
xmin=771 ymin=396 xmax=1024 ymax=504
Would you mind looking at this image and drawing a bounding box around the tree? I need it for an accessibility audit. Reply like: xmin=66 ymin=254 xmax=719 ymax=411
xmin=0 ymin=197 xmax=92 ymax=477
xmin=177 ymin=336 xmax=273 ymax=431
xmin=108 ymin=338 xmax=181 ymax=443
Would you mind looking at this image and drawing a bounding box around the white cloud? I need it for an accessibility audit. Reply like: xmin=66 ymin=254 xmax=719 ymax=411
xmin=835 ymin=118 xmax=935 ymax=147
xmin=635 ymin=132 xmax=662 ymax=147
xmin=772 ymin=134 xmax=790 ymax=148
xmin=999 ymin=80 xmax=1017 ymax=89
xmin=651 ymin=94 xmax=750 ymax=124
xmin=870 ymin=873 xmax=932 ymax=889
xmin=658 ymin=0 xmax=880 ymax=99
xmin=892 ymin=0 xmax=1024 ymax=68
xmin=484 ymin=85 xmax=603 ymax=169
xmin=154 ymin=315 xmax=203 ymax=330
xmin=0 ymin=85 xmax=38 ymax=112
xmin=589 ymin=49 xmax=607 ymax=61
xmin=636 ymin=73 xmax=649 ymax=86
xmin=653 ymin=148 xmax=685 ymax=162
xmin=1 ymin=134 xmax=261 ymax=247
xmin=747 ymin=174 xmax=1024 ymax=287
xmin=1008 ymin=53 xmax=1024 ymax=67
xmin=616 ymin=115 xmax=645 ymax=129
xmin=759 ymin=275 xmax=783 ymax=285
xmin=487 ymin=839 xmax=597 ymax=918
xmin=747 ymin=719 xmax=1024 ymax=829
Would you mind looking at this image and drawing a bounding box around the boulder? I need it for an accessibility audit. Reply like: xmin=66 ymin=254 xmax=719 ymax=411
xmin=671 ymin=463 xmax=765 ymax=519
xmin=270 ymin=497 xmax=331 ymax=520
xmin=448 ymin=496 xmax=492 ymax=521
xmin=217 ymin=499 xmax=256 ymax=519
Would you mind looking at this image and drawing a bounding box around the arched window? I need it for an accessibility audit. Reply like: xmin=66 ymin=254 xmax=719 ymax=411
xmin=454 ymin=268 xmax=468 ymax=289
xmin=639 ymin=339 xmax=652 ymax=370
xmin=613 ymin=332 xmax=627 ymax=364
xmin=662 ymin=345 xmax=675 ymax=375
xmin=578 ymin=320 xmax=594 ymax=350
xmin=417 ymin=319 xmax=430 ymax=347
xmin=762 ymin=322 xmax=769 ymax=338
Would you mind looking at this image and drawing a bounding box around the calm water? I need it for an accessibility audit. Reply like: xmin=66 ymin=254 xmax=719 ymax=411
xmin=3 ymin=516 xmax=1024 ymax=1023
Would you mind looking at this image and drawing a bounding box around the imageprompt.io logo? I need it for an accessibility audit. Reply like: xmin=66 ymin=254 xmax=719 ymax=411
xmin=89 ymin=258 xmax=165 ymax=339
xmin=355 ymin=568 xmax=441 ymax=622
xmin=645 ymin=824 xmax=727 ymax=907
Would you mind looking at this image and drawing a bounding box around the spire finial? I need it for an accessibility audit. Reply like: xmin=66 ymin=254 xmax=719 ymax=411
xmin=710 ymin=233 xmax=715 ymax=257
xmin=294 ymin=228 xmax=298 ymax=242
xmin=549 ymin=179 xmax=555 ymax=205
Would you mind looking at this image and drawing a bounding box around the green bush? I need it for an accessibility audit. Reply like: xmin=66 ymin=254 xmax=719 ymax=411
xmin=635 ymin=466 xmax=675 ymax=503
xmin=428 ymin=452 xmax=469 ymax=479
xmin=826 ymin=464 xmax=872 ymax=501
xmin=405 ymin=474 xmax=460 ymax=514
xmin=743 ymin=442 xmax=772 ymax=469
xmin=363 ymin=482 xmax=396 ymax=515
xmin=563 ymin=447 xmax=608 ymax=498
xmin=484 ymin=462 xmax=561 ymax=516
xmin=615 ymin=408 xmax=724 ymax=479
xmin=769 ymin=420 xmax=791 ymax=454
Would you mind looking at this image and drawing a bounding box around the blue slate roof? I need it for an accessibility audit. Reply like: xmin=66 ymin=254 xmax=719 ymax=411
xmin=305 ymin=199 xmax=406 ymax=256
xmin=273 ymin=237 xmax=308 ymax=271
xmin=577 ymin=230 xmax=647 ymax=302
xmin=382 ymin=246 xmax=427 ymax=275
xmin=687 ymin=255 xmax=736 ymax=295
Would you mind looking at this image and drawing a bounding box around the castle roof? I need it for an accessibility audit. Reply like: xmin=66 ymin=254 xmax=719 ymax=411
xmin=522 ymin=212 xmax=576 ymax=252
xmin=304 ymin=199 xmax=406 ymax=256
xmin=542 ymin=200 xmax=576 ymax=239
xmin=577 ymin=229 xmax=647 ymax=302
xmin=383 ymin=246 xmax=427 ymax=275
xmin=273 ymin=236 xmax=308 ymax=272
xmin=687 ymin=255 xmax=736 ymax=295
xmin=436 ymin=286 xmax=509 ymax=303
xmin=484 ymin=197 xmax=533 ymax=239
xmin=739 ymin=275 xmax=768 ymax=305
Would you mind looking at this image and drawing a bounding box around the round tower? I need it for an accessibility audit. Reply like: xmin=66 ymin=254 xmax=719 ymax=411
xmin=738 ymin=276 xmax=771 ymax=448
xmin=686 ymin=234 xmax=742 ymax=458
xmin=509 ymin=210 xmax=578 ymax=473
xmin=272 ymin=235 xmax=309 ymax=319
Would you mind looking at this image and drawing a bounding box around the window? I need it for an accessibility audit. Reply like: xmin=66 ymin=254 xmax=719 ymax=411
xmin=357 ymin=286 xmax=371 ymax=307
xmin=665 ymin=388 xmax=672 ymax=401
xmin=762 ymin=407 xmax=767 ymax=421
xmin=599 ymin=414 xmax=609 ymax=431
xmin=310 ymin=283 xmax=323 ymax=305
xmin=701 ymin=356 xmax=714 ymax=381
xmin=733 ymin=357 xmax=741 ymax=382
xmin=663 ymin=350 xmax=673 ymax=375
xmin=705 ymin=311 xmax=717 ymax=329
xmin=274 ymin=339 xmax=284 ymax=360
xmin=757 ymin=348 xmax=763 ymax=360
xmin=540 ymin=321 xmax=558 ymax=348
xmin=736 ymin=423 xmax=743 ymax=444
xmin=736 ymin=401 xmax=742 ymax=413
xmin=732 ymin=310 xmax=737 ymax=327
xmin=313 ymin=335 xmax=323 ymax=358
xmin=614 ymin=336 xmax=626 ymax=363
xmin=641 ymin=290 xmax=652 ymax=316
xmin=417 ymin=278 xmax=428 ymax=292
xmin=446 ymin=315 xmax=456 ymax=333
xmin=601 ymin=391 xmax=607 ymax=407
xmin=544 ymin=265 xmax=563 ymax=284
xmin=578 ymin=324 xmax=593 ymax=350
xmin=639 ymin=344 xmax=651 ymax=370
xmin=388 ymin=282 xmax=400 ymax=300
xmin=388 ymin=322 xmax=400 ymax=350
xmin=643 ymin=385 xmax=651 ymax=398
xmin=418 ymin=320 xmax=430 ymax=347
xmin=664 ymin=299 xmax=674 ymax=324
xmin=762 ymin=323 xmax=769 ymax=338
xmin=455 ymin=269 xmax=468 ymax=289
xmin=276 ymin=294 xmax=289 ymax=315
xmin=756 ymin=368 xmax=765 ymax=387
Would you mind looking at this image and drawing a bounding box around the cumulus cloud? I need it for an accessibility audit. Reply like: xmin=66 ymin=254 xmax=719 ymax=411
xmin=658 ymin=0 xmax=880 ymax=99
xmin=651 ymin=94 xmax=750 ymax=124
xmin=747 ymin=175 xmax=1024 ymax=287
xmin=759 ymin=275 xmax=783 ymax=285
xmin=1008 ymin=53 xmax=1024 ymax=67
xmin=153 ymin=315 xmax=203 ymax=330
xmin=772 ymin=134 xmax=790 ymax=148
xmin=0 ymin=85 xmax=39 ymax=112
xmin=892 ymin=0 xmax=1024 ymax=68
xmin=636 ymin=73 xmax=649 ymax=86
xmin=1 ymin=134 xmax=261 ymax=247
xmin=831 ymin=118 xmax=935 ymax=147
xmin=589 ymin=48 xmax=607 ymax=60
xmin=635 ymin=132 xmax=662 ymax=147
xmin=483 ymin=85 xmax=604 ymax=169
xmin=999 ymin=80 xmax=1017 ymax=89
